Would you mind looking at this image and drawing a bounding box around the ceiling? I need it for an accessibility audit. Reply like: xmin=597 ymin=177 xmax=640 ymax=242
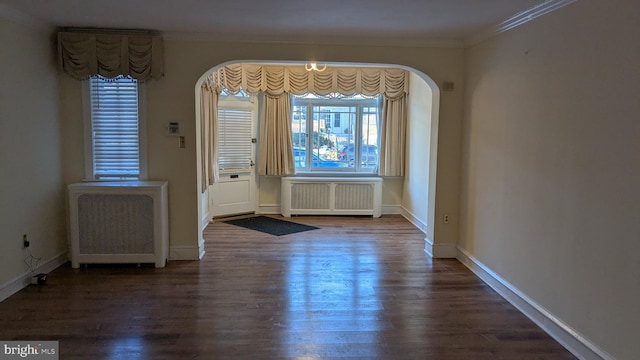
xmin=1 ymin=0 xmax=558 ymax=45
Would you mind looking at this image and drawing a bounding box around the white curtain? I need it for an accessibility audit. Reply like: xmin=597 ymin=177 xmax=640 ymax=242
xmin=207 ymin=64 xmax=408 ymax=98
xmin=379 ymin=95 xmax=407 ymax=177
xmin=200 ymin=83 xmax=219 ymax=192
xmin=58 ymin=30 xmax=164 ymax=81
xmin=258 ymin=93 xmax=295 ymax=176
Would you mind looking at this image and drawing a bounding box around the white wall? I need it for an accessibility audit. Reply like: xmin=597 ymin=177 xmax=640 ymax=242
xmin=403 ymin=72 xmax=433 ymax=232
xmin=460 ymin=0 xmax=640 ymax=358
xmin=0 ymin=17 xmax=67 ymax=296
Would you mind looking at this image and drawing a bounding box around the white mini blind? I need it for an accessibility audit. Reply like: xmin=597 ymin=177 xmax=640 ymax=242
xmin=217 ymin=107 xmax=252 ymax=171
xmin=89 ymin=76 xmax=140 ymax=179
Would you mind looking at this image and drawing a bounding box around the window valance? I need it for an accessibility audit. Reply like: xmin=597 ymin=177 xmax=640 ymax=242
xmin=205 ymin=64 xmax=408 ymax=99
xmin=57 ymin=29 xmax=164 ymax=81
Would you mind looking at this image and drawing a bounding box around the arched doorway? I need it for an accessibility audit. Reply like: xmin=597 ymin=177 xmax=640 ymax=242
xmin=194 ymin=60 xmax=440 ymax=257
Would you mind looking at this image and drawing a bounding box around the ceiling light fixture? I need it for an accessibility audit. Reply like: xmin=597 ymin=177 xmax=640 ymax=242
xmin=305 ymin=62 xmax=327 ymax=72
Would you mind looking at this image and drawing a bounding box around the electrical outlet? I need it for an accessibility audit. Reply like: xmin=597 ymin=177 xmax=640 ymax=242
xmin=443 ymin=214 xmax=450 ymax=224
xmin=23 ymin=234 xmax=30 ymax=248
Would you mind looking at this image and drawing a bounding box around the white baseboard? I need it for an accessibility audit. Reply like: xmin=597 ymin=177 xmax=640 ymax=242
xmin=201 ymin=212 xmax=210 ymax=230
xmin=424 ymin=237 xmax=457 ymax=258
xmin=456 ymin=247 xmax=613 ymax=360
xmin=201 ymin=217 xmax=210 ymax=232
xmin=401 ymin=207 xmax=427 ymax=233
xmin=170 ymin=243 xmax=203 ymax=261
xmin=382 ymin=204 xmax=402 ymax=215
xmin=257 ymin=204 xmax=280 ymax=215
xmin=198 ymin=238 xmax=205 ymax=259
xmin=259 ymin=204 xmax=402 ymax=216
xmin=0 ymin=251 xmax=68 ymax=302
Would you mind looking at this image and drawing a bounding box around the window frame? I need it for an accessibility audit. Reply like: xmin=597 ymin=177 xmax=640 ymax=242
xmin=291 ymin=94 xmax=381 ymax=174
xmin=82 ymin=76 xmax=147 ymax=181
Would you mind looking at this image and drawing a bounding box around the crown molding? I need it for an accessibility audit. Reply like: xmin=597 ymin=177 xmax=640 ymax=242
xmin=0 ymin=3 xmax=53 ymax=32
xmin=163 ymin=31 xmax=465 ymax=49
xmin=465 ymin=0 xmax=579 ymax=46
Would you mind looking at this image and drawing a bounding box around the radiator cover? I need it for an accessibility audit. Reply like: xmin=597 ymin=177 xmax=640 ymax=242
xmin=68 ymin=181 xmax=169 ymax=268
xmin=281 ymin=177 xmax=382 ymax=217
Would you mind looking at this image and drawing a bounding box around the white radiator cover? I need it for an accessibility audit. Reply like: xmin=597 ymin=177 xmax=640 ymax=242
xmin=68 ymin=181 xmax=169 ymax=268
xmin=281 ymin=177 xmax=382 ymax=217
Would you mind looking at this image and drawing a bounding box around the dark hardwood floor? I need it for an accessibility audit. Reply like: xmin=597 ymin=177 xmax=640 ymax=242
xmin=0 ymin=215 xmax=575 ymax=359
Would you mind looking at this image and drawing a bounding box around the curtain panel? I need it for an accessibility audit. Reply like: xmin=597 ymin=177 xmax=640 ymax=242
xmin=258 ymin=94 xmax=295 ymax=176
xmin=58 ymin=30 xmax=164 ymax=81
xmin=200 ymin=83 xmax=219 ymax=192
xmin=379 ymin=95 xmax=408 ymax=177
xmin=206 ymin=64 xmax=408 ymax=99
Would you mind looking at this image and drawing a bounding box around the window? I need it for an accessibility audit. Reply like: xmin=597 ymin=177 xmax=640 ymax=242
xmin=333 ymin=114 xmax=341 ymax=129
xmin=291 ymin=94 xmax=381 ymax=172
xmin=84 ymin=76 xmax=146 ymax=180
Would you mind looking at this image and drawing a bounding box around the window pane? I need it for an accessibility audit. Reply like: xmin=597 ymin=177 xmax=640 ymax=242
xmin=360 ymin=105 xmax=379 ymax=169
xmin=90 ymin=76 xmax=140 ymax=179
xmin=291 ymin=94 xmax=380 ymax=172
xmin=292 ymin=105 xmax=307 ymax=148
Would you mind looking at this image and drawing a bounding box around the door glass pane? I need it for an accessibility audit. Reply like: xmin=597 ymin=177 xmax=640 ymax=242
xmin=218 ymin=108 xmax=252 ymax=171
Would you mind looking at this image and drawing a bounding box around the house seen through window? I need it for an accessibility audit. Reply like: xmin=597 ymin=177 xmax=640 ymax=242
xmin=291 ymin=93 xmax=381 ymax=172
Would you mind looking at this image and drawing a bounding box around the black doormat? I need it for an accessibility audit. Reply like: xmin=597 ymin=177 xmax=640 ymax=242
xmin=222 ymin=216 xmax=318 ymax=236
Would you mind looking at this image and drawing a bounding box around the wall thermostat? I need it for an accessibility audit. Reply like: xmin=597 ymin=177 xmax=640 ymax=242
xmin=166 ymin=122 xmax=182 ymax=136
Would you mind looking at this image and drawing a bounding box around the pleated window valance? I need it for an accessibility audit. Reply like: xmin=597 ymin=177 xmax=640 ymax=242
xmin=200 ymin=63 xmax=409 ymax=188
xmin=205 ymin=64 xmax=408 ymax=99
xmin=57 ymin=29 xmax=164 ymax=81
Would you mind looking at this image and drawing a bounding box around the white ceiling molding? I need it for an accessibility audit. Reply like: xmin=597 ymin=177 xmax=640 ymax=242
xmin=163 ymin=31 xmax=465 ymax=49
xmin=0 ymin=3 xmax=52 ymax=32
xmin=465 ymin=0 xmax=579 ymax=46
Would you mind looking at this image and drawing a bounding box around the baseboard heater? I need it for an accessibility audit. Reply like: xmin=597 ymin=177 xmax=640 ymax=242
xmin=68 ymin=181 xmax=169 ymax=268
xmin=281 ymin=177 xmax=382 ymax=217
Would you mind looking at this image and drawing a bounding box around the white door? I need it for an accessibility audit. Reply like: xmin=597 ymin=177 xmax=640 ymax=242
xmin=210 ymin=95 xmax=257 ymax=217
